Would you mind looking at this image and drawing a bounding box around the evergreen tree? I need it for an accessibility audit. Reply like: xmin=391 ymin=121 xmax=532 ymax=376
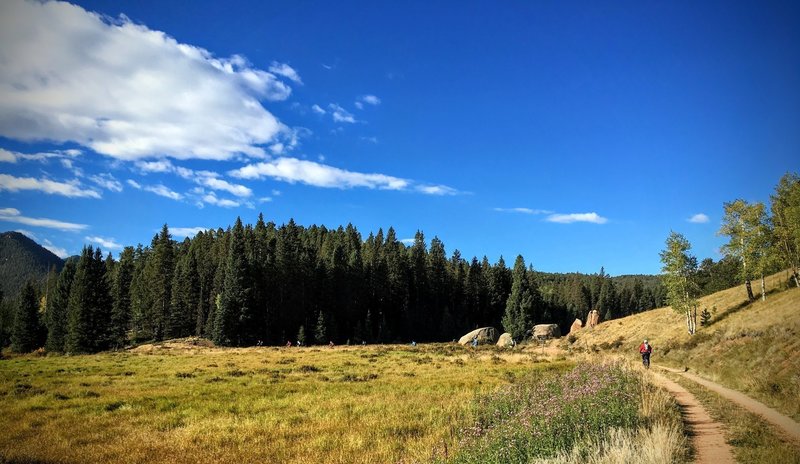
xmin=45 ymin=259 xmax=76 ymax=352
xmin=502 ymin=255 xmax=534 ymax=340
xmin=150 ymin=225 xmax=175 ymax=340
xmin=66 ymin=247 xmax=113 ymax=353
xmin=110 ymin=247 xmax=134 ymax=348
xmin=11 ymin=281 xmax=40 ymax=352
xmin=168 ymin=243 xmax=199 ymax=338
xmin=314 ymin=311 xmax=327 ymax=344
xmin=215 ymin=217 xmax=252 ymax=346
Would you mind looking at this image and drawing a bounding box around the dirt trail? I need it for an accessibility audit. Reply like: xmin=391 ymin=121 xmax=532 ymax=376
xmin=659 ymin=366 xmax=800 ymax=444
xmin=650 ymin=370 xmax=735 ymax=463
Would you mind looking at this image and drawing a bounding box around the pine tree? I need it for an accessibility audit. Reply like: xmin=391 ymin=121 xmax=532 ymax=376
xmin=168 ymin=243 xmax=199 ymax=339
xmin=66 ymin=247 xmax=113 ymax=353
xmin=11 ymin=281 xmax=40 ymax=352
xmin=314 ymin=311 xmax=327 ymax=344
xmin=215 ymin=217 xmax=252 ymax=346
xmin=150 ymin=225 xmax=175 ymax=340
xmin=502 ymin=255 xmax=534 ymax=340
xmin=45 ymin=260 xmax=76 ymax=352
xmin=109 ymin=247 xmax=134 ymax=348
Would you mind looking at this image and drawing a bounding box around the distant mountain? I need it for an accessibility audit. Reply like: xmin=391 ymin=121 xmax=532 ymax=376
xmin=0 ymin=231 xmax=64 ymax=299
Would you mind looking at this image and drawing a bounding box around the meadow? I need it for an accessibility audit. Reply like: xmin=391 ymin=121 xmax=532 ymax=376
xmin=0 ymin=342 xmax=565 ymax=464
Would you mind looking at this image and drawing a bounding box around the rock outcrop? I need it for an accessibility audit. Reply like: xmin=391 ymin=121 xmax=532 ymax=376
xmin=588 ymin=309 xmax=600 ymax=328
xmin=458 ymin=327 xmax=498 ymax=345
xmin=532 ymin=324 xmax=561 ymax=339
xmin=569 ymin=319 xmax=582 ymax=334
xmin=496 ymin=332 xmax=514 ymax=347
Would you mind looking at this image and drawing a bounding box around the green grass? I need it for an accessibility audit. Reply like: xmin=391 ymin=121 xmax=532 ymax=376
xmin=0 ymin=341 xmax=565 ymax=464
xmin=664 ymin=372 xmax=800 ymax=464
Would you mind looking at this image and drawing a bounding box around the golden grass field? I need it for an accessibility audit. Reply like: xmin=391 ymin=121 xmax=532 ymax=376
xmin=0 ymin=342 xmax=568 ymax=464
xmin=567 ymin=271 xmax=800 ymax=421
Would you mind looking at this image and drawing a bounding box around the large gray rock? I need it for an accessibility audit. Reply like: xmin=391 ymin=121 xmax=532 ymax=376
xmin=458 ymin=327 xmax=498 ymax=345
xmin=532 ymin=324 xmax=561 ymax=339
xmin=496 ymin=332 xmax=514 ymax=347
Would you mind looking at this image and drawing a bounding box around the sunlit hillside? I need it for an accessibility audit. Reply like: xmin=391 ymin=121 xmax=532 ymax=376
xmin=566 ymin=271 xmax=800 ymax=421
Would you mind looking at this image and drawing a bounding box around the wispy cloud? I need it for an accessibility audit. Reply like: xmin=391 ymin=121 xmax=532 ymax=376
xmin=201 ymin=192 xmax=241 ymax=208
xmin=127 ymin=179 xmax=142 ymax=189
xmin=329 ymin=104 xmax=356 ymax=123
xmin=0 ymin=174 xmax=101 ymax=198
xmin=0 ymin=148 xmax=82 ymax=163
xmin=0 ymin=0 xmax=291 ymax=161
xmin=494 ymin=207 xmax=553 ymax=215
xmin=85 ymin=235 xmax=122 ymax=250
xmin=42 ymin=239 xmax=69 ymax=259
xmin=355 ymin=94 xmax=381 ymax=109
xmin=89 ymin=173 xmax=123 ymax=192
xmin=0 ymin=207 xmax=88 ymax=231
xmin=268 ymin=61 xmax=302 ymax=84
xmin=400 ymin=238 xmax=415 ymax=245
xmin=229 ymin=157 xmax=460 ymax=195
xmin=688 ymin=213 xmax=709 ymax=224
xmin=134 ymin=159 xmax=252 ymax=197
xmin=144 ymin=184 xmax=183 ymax=201
xmin=171 ymin=227 xmax=207 ymax=238
xmin=15 ymin=229 xmax=38 ymax=241
xmin=311 ymin=104 xmax=326 ymax=115
xmin=545 ymin=212 xmax=608 ymax=224
xmin=229 ymin=157 xmax=408 ymax=190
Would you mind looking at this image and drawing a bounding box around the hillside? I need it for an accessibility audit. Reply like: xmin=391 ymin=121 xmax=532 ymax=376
xmin=565 ymin=271 xmax=800 ymax=421
xmin=0 ymin=231 xmax=64 ymax=298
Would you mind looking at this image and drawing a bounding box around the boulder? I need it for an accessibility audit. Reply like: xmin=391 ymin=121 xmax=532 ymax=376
xmin=532 ymin=324 xmax=561 ymax=339
xmin=496 ymin=332 xmax=514 ymax=347
xmin=458 ymin=327 xmax=498 ymax=345
xmin=588 ymin=309 xmax=600 ymax=328
xmin=569 ymin=319 xmax=582 ymax=335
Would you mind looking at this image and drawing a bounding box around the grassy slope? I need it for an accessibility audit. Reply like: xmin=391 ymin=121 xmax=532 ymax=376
xmin=0 ymin=342 xmax=565 ymax=464
xmin=565 ymin=271 xmax=800 ymax=422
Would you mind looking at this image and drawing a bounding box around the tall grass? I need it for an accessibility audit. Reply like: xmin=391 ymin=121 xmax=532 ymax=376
xmin=446 ymin=363 xmax=686 ymax=464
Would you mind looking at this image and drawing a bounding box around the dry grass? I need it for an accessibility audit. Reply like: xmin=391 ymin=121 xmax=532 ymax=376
xmin=565 ymin=271 xmax=800 ymax=420
xmin=0 ymin=341 xmax=565 ymax=464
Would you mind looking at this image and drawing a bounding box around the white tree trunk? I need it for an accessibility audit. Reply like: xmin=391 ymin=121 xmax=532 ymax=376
xmin=760 ymin=274 xmax=766 ymax=301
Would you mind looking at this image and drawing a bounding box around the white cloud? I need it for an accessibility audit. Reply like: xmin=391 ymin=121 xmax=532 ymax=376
xmin=361 ymin=136 xmax=379 ymax=144
xmin=268 ymin=61 xmax=302 ymax=84
xmin=494 ymin=207 xmax=553 ymax=215
xmin=688 ymin=213 xmax=710 ymax=224
xmin=272 ymin=189 xmax=282 ymax=196
xmin=171 ymin=227 xmax=207 ymax=238
xmin=311 ymin=104 xmax=326 ymax=115
xmin=354 ymin=101 xmax=363 ymax=110
xmin=127 ymin=179 xmax=142 ymax=189
xmin=0 ymin=173 xmax=101 ymax=198
xmin=15 ymin=229 xmax=38 ymax=240
xmin=0 ymin=0 xmax=290 ymax=161
xmin=201 ymin=192 xmax=240 ymax=208
xmin=85 ymin=235 xmax=122 ymax=250
xmin=329 ymin=104 xmax=356 ymax=123
xmin=144 ymin=184 xmax=182 ymax=201
xmin=357 ymin=94 xmax=381 ymax=107
xmin=43 ymin=240 xmax=69 ymax=259
xmin=415 ymin=184 xmax=459 ymax=196
xmin=136 ymin=160 xmax=174 ymax=173
xmin=258 ymin=197 xmax=272 ymax=203
xmin=0 ymin=148 xmax=18 ymax=163
xmin=229 ymin=157 xmax=410 ymax=190
xmin=89 ymin=173 xmax=123 ymax=192
xmin=195 ymin=174 xmax=252 ymax=197
xmin=400 ymin=238 xmax=415 ymax=245
xmin=0 ymin=207 xmax=88 ymax=231
xmin=546 ymin=212 xmax=608 ymax=224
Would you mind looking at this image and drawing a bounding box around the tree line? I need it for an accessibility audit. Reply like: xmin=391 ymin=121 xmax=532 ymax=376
xmin=660 ymin=172 xmax=800 ymax=335
xmin=3 ymin=217 xmax=674 ymax=353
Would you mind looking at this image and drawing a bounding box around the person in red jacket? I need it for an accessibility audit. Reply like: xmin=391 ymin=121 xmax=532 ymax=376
xmin=639 ymin=339 xmax=652 ymax=368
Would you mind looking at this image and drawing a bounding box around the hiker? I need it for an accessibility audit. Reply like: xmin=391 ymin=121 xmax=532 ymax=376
xmin=639 ymin=339 xmax=652 ymax=368
xmin=286 ymin=340 xmax=292 ymax=347
xmin=329 ymin=340 xmax=335 ymax=348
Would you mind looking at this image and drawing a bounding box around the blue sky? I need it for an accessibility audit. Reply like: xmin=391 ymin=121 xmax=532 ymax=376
xmin=0 ymin=0 xmax=797 ymax=275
